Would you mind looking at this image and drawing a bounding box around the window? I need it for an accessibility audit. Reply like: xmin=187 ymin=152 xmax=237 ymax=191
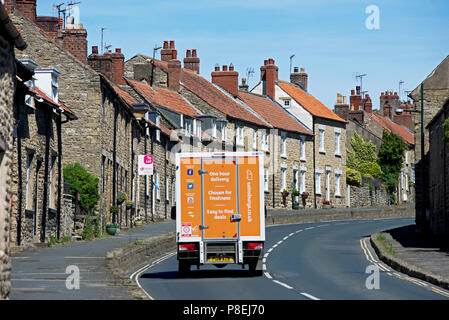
xmin=335 ymin=170 xmax=342 ymax=197
xmin=101 ymin=155 xmax=105 ymax=193
xmin=319 ymin=126 xmax=325 ymax=153
xmin=262 ymin=130 xmax=269 ymax=151
xmin=334 ymin=129 xmax=341 ymax=156
xmin=281 ymin=132 xmax=287 ymax=158
xmin=156 ymin=115 xmax=161 ymax=141
xmin=405 ymin=151 xmax=409 ymax=165
xmin=155 ymin=172 xmax=160 ymax=200
xmin=184 ymin=119 xmax=192 ymax=137
xmin=196 ymin=120 xmax=202 ymax=140
xmin=280 ymin=167 xmax=286 ymax=191
xmin=252 ymin=129 xmax=257 ymax=150
xmin=293 ymin=169 xmax=299 ymax=191
xmin=405 ymin=171 xmax=409 ymax=192
xmin=48 ymin=155 xmax=57 ymax=209
xmin=315 ymin=171 xmax=322 ymax=195
xmin=300 ymin=168 xmax=306 ymax=194
xmin=300 ymin=136 xmax=306 ymax=161
xmin=284 ymin=99 xmax=290 ymax=107
xmin=166 ymin=175 xmax=170 ymax=202
xmin=236 ymin=125 xmax=244 ymax=146
xmin=25 ymin=153 xmax=33 ymax=210
xmin=264 ymin=167 xmax=269 ymax=192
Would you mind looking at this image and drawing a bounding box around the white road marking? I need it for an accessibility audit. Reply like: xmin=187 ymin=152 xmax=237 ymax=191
xmin=305 ymin=227 xmax=314 ymax=230
xmin=283 ymin=236 xmax=289 ymax=241
xmin=301 ymin=292 xmax=320 ymax=300
xmin=272 ymin=280 xmax=293 ymax=290
xmin=267 ymin=248 xmax=273 ymax=253
xmin=262 ymin=258 xmax=266 ymax=263
xmin=289 ymin=232 xmax=295 ymax=237
xmin=264 ymin=272 xmax=272 ymax=279
xmin=264 ymin=253 xmax=269 ymax=258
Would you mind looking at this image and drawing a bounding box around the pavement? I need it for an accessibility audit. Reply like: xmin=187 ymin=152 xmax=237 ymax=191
xmin=10 ymin=220 xmax=176 ymax=300
xmin=371 ymin=223 xmax=449 ymax=292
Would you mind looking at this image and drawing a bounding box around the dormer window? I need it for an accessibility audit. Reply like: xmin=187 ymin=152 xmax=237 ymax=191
xmin=184 ymin=118 xmax=193 ymax=137
xmin=34 ymin=67 xmax=61 ymax=103
xmin=284 ymin=99 xmax=290 ymax=107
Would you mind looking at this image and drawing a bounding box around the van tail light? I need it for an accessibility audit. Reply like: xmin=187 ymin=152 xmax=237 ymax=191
xmin=179 ymin=243 xmax=196 ymax=251
xmin=246 ymin=242 xmax=263 ymax=250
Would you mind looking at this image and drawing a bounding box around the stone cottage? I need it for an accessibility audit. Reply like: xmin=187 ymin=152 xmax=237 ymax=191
xmin=252 ymin=60 xmax=347 ymax=208
xmin=0 ymin=0 xmax=27 ymax=300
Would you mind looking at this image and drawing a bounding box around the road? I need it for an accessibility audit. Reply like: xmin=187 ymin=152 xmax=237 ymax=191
xmin=132 ymin=218 xmax=449 ymax=300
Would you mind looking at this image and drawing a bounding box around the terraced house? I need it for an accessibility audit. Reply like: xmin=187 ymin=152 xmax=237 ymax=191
xmin=6 ymin=0 xmax=179 ymax=238
xmin=0 ymin=1 xmax=27 ymax=299
xmin=252 ymin=61 xmax=347 ymax=208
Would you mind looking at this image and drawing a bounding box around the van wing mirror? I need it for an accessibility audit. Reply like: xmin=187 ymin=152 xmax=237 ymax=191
xmin=171 ymin=206 xmax=176 ymax=220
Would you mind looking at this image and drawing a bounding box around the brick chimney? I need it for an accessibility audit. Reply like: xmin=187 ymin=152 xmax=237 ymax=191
xmin=183 ymin=49 xmax=200 ymax=74
xmin=161 ymin=40 xmax=177 ymax=62
xmin=88 ymin=45 xmax=113 ymax=80
xmin=104 ymin=48 xmax=125 ymax=85
xmin=364 ymin=94 xmax=373 ymax=113
xmin=290 ymin=67 xmax=308 ymax=91
xmin=350 ymin=86 xmax=362 ymax=111
xmin=393 ymin=106 xmax=413 ymax=131
xmin=5 ymin=0 xmax=36 ymax=22
xmin=211 ymin=64 xmax=239 ymax=97
xmin=334 ymin=93 xmax=349 ymax=121
xmin=35 ymin=16 xmax=60 ymax=41
xmin=59 ymin=26 xmax=88 ymax=64
xmin=239 ymin=78 xmax=249 ymax=92
xmin=167 ymin=56 xmax=181 ymax=91
xmin=260 ymin=58 xmax=278 ymax=100
xmin=384 ymin=104 xmax=392 ymax=118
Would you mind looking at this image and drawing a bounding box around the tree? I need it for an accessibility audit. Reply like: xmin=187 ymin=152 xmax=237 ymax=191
xmin=378 ymin=131 xmax=409 ymax=202
xmin=63 ymin=163 xmax=99 ymax=212
xmin=347 ymin=133 xmax=378 ymax=171
xmin=347 ymin=133 xmax=383 ymax=185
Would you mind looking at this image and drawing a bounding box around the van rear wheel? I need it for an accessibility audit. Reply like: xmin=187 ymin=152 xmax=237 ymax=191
xmin=249 ymin=261 xmax=263 ymax=277
xmin=178 ymin=261 xmax=190 ymax=277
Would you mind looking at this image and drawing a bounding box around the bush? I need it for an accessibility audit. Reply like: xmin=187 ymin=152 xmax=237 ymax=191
xmin=358 ymin=162 xmax=383 ymax=179
xmin=64 ymin=163 xmax=99 ymax=212
xmin=346 ymin=167 xmax=362 ymax=186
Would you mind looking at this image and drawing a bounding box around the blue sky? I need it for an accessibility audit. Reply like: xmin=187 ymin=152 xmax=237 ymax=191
xmin=36 ymin=0 xmax=449 ymax=110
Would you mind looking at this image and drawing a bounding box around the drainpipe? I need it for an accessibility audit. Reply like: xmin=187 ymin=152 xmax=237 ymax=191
xmin=144 ymin=122 xmax=148 ymax=223
xmin=56 ymin=113 xmax=62 ymax=239
xmin=112 ymin=98 xmax=118 ymax=224
xmin=40 ymin=109 xmax=51 ymax=243
xmin=420 ymin=83 xmax=426 ymax=231
xmin=16 ymin=117 xmax=23 ymax=246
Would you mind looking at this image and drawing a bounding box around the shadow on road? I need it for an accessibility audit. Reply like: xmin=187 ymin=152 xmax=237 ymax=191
xmin=141 ymin=269 xmax=258 ymax=280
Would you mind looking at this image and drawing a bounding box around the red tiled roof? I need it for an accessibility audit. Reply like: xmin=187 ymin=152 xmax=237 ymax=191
xmin=238 ymin=91 xmax=311 ymax=135
xmin=372 ymin=113 xmax=414 ymax=145
xmin=180 ymin=69 xmax=270 ymax=127
xmin=34 ymin=86 xmax=76 ymax=117
xmin=145 ymin=58 xmax=270 ymax=127
xmin=126 ymin=79 xmax=200 ymax=116
xmin=278 ymin=81 xmax=346 ymax=123
xmin=110 ymin=84 xmax=138 ymax=106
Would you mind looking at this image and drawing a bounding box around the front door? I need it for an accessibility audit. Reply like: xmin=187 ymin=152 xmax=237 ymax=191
xmin=201 ymin=158 xmax=239 ymax=240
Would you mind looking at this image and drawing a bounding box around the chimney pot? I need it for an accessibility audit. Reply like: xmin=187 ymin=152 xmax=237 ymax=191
xmin=169 ymin=40 xmax=175 ymax=49
xmin=229 ymin=64 xmax=234 ymax=71
xmin=186 ymin=49 xmax=191 ymax=57
xmin=192 ymin=49 xmax=197 ymax=57
xmin=356 ymin=86 xmax=361 ymax=95
xmin=215 ymin=65 xmax=220 ymax=71
xmin=264 ymin=60 xmax=268 ymax=66
xmin=268 ymin=58 xmax=275 ymax=65
xmin=343 ymin=96 xmax=347 ymax=104
xmin=351 ymin=89 xmax=355 ymax=95
xmin=115 ymin=48 xmax=121 ymax=53
xmin=163 ymin=41 xmax=169 ymax=49
xmin=294 ymin=67 xmax=299 ymax=72
xmin=223 ymin=65 xmax=228 ymax=71
xmin=300 ymin=67 xmax=305 ymax=73
xmin=337 ymin=93 xmax=342 ymax=104
xmin=172 ymin=50 xmax=177 ymax=60
xmin=92 ymin=46 xmax=98 ymax=54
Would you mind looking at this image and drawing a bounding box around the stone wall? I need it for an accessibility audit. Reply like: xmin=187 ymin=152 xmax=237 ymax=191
xmin=0 ymin=23 xmax=17 ymax=300
xmin=349 ymin=185 xmax=389 ymax=208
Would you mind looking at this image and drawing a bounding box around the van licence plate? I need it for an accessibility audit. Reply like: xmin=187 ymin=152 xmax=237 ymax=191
xmin=208 ymin=256 xmax=234 ymax=263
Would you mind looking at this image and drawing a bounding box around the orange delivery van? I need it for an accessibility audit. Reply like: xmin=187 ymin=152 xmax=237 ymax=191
xmin=173 ymin=152 xmax=265 ymax=276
